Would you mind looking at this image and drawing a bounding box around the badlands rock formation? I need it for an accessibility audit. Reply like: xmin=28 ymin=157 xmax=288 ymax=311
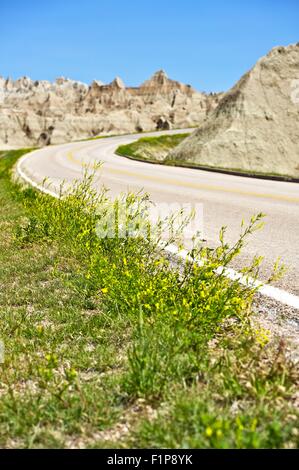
xmin=168 ymin=44 xmax=299 ymax=178
xmin=0 ymin=71 xmax=221 ymax=148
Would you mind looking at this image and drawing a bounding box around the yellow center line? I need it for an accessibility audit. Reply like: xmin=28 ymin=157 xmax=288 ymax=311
xmin=66 ymin=150 xmax=299 ymax=203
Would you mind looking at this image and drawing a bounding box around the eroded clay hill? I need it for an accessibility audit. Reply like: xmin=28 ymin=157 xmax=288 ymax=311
xmin=168 ymin=44 xmax=299 ymax=178
xmin=0 ymin=71 xmax=221 ymax=148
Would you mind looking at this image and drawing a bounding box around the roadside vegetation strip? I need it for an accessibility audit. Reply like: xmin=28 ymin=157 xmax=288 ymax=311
xmin=165 ymin=244 xmax=299 ymax=310
xmin=116 ymin=133 xmax=190 ymax=163
xmin=0 ymin=149 xmax=298 ymax=448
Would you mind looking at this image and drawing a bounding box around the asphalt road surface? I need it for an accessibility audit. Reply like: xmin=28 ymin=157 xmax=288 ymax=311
xmin=18 ymin=130 xmax=299 ymax=297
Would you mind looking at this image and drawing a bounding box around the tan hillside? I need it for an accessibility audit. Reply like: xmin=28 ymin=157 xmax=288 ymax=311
xmin=168 ymin=44 xmax=299 ymax=178
xmin=0 ymin=71 xmax=221 ymax=148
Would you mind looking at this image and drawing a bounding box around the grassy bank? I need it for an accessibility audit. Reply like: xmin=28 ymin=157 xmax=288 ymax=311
xmin=0 ymin=149 xmax=298 ymax=448
xmin=116 ymin=133 xmax=190 ymax=162
xmin=116 ymin=135 xmax=298 ymax=182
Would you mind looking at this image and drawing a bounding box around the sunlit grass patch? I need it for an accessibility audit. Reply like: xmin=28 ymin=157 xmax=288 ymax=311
xmin=116 ymin=133 xmax=190 ymax=162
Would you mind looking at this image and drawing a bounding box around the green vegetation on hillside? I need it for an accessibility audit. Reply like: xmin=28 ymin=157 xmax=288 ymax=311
xmin=116 ymin=133 xmax=190 ymax=162
xmin=0 ymin=149 xmax=298 ymax=448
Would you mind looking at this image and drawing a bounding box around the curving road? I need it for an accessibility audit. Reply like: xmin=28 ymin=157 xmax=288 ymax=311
xmin=17 ymin=130 xmax=299 ymax=297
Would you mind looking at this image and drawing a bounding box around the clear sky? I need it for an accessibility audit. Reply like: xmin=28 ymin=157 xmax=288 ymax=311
xmin=0 ymin=0 xmax=298 ymax=92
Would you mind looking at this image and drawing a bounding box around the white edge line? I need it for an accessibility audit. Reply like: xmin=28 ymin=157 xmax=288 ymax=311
xmin=164 ymin=244 xmax=299 ymax=310
xmin=16 ymin=150 xmax=299 ymax=310
xmin=16 ymin=152 xmax=60 ymax=199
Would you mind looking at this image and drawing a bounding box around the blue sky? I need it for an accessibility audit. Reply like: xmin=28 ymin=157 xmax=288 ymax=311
xmin=0 ymin=0 xmax=298 ymax=92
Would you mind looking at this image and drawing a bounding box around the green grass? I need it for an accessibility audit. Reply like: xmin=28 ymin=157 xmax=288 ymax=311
xmin=116 ymin=134 xmax=190 ymax=162
xmin=0 ymin=149 xmax=298 ymax=448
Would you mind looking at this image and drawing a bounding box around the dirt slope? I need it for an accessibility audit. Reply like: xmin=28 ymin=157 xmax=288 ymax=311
xmin=168 ymin=44 xmax=299 ymax=178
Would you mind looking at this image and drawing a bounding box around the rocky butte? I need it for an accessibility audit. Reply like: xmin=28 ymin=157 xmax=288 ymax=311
xmin=0 ymin=70 xmax=221 ymax=148
xmin=168 ymin=44 xmax=299 ymax=179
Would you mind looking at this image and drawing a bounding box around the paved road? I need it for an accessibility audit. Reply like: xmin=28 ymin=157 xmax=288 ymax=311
xmin=18 ymin=130 xmax=299 ymax=296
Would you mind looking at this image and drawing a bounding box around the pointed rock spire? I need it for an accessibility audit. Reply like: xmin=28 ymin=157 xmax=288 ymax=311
xmin=110 ymin=77 xmax=125 ymax=89
xmin=141 ymin=70 xmax=169 ymax=88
